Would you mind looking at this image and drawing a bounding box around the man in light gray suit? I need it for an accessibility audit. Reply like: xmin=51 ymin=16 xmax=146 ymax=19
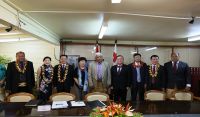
xmin=88 ymin=53 xmax=111 ymax=93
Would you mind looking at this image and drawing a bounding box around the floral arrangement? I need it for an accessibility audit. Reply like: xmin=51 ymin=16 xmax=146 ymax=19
xmin=89 ymin=102 xmax=143 ymax=117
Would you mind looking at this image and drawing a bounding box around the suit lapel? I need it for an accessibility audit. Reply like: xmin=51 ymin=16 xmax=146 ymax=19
xmin=170 ymin=62 xmax=173 ymax=69
xmin=94 ymin=62 xmax=97 ymax=80
xmin=115 ymin=65 xmax=118 ymax=74
xmin=176 ymin=62 xmax=181 ymax=73
xmin=120 ymin=65 xmax=124 ymax=74
xmin=101 ymin=62 xmax=105 ymax=78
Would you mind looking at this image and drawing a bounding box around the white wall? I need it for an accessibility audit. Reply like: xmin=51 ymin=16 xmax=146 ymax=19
xmin=0 ymin=42 xmax=199 ymax=69
xmin=65 ymin=44 xmax=200 ymax=67
xmin=0 ymin=40 xmax=60 ymax=71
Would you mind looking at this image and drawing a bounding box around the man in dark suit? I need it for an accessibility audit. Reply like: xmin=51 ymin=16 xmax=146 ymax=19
xmin=147 ymin=55 xmax=165 ymax=91
xmin=110 ymin=55 xmax=129 ymax=102
xmin=129 ymin=53 xmax=148 ymax=101
xmin=164 ymin=52 xmax=191 ymax=98
xmin=6 ymin=51 xmax=35 ymax=94
xmin=53 ymin=55 xmax=74 ymax=93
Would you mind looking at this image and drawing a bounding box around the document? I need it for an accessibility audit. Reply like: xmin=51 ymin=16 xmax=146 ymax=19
xmin=86 ymin=100 xmax=106 ymax=109
xmin=52 ymin=101 xmax=68 ymax=109
xmin=25 ymin=100 xmax=43 ymax=107
xmin=70 ymin=101 xmax=86 ymax=107
xmin=37 ymin=105 xmax=51 ymax=111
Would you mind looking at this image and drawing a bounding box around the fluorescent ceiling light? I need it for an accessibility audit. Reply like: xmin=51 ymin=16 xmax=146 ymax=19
xmin=98 ymin=23 xmax=108 ymax=39
xmin=0 ymin=38 xmax=18 ymax=42
xmin=0 ymin=38 xmax=35 ymax=43
xmin=188 ymin=35 xmax=200 ymax=42
xmin=130 ymin=51 xmax=137 ymax=54
xmin=0 ymin=32 xmax=23 ymax=36
xmin=111 ymin=0 xmax=121 ymax=3
xmin=145 ymin=47 xmax=157 ymax=51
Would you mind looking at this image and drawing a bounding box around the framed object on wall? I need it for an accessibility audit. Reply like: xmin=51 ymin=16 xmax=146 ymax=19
xmin=68 ymin=55 xmax=80 ymax=68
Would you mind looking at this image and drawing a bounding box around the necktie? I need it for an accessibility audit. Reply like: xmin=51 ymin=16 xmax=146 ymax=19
xmin=62 ymin=65 xmax=65 ymax=72
xmin=20 ymin=62 xmax=24 ymax=69
xmin=173 ymin=62 xmax=177 ymax=72
xmin=97 ymin=63 xmax=102 ymax=80
xmin=117 ymin=66 xmax=121 ymax=75
xmin=152 ymin=65 xmax=156 ymax=84
xmin=152 ymin=65 xmax=156 ymax=74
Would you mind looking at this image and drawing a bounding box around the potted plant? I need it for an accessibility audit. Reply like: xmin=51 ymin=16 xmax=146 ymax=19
xmin=0 ymin=55 xmax=11 ymax=100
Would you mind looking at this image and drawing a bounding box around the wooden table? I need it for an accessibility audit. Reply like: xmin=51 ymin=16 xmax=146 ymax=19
xmin=0 ymin=101 xmax=200 ymax=116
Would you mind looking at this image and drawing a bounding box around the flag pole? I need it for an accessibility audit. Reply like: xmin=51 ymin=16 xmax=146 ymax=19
xmin=113 ymin=40 xmax=118 ymax=65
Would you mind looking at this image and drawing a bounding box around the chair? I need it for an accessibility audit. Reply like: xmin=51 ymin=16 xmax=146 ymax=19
xmin=144 ymin=90 xmax=166 ymax=101
xmin=174 ymin=91 xmax=193 ymax=101
xmin=49 ymin=92 xmax=75 ymax=101
xmin=85 ymin=92 xmax=109 ymax=101
xmin=6 ymin=92 xmax=35 ymax=102
xmin=194 ymin=96 xmax=200 ymax=101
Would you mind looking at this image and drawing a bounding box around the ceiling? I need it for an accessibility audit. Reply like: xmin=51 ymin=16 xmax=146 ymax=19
xmin=0 ymin=21 xmax=37 ymax=42
xmin=5 ymin=0 xmax=200 ymax=42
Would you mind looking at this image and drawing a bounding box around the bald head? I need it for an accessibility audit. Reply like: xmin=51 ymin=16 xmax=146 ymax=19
xmin=171 ymin=52 xmax=179 ymax=62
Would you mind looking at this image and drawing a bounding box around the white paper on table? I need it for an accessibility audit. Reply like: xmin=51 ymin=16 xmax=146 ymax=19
xmin=70 ymin=101 xmax=86 ymax=107
xmin=37 ymin=105 xmax=51 ymax=111
xmin=52 ymin=101 xmax=68 ymax=109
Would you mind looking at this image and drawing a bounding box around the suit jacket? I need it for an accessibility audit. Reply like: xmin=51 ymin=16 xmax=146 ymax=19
xmin=5 ymin=61 xmax=35 ymax=93
xmin=88 ymin=61 xmax=111 ymax=88
xmin=53 ymin=64 xmax=74 ymax=90
xmin=111 ymin=64 xmax=129 ymax=89
xmin=147 ymin=65 xmax=165 ymax=90
xmin=128 ymin=62 xmax=148 ymax=87
xmin=164 ymin=61 xmax=191 ymax=89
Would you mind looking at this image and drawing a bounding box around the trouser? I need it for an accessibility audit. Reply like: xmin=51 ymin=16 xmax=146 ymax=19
xmin=131 ymin=83 xmax=144 ymax=101
xmin=57 ymin=87 xmax=70 ymax=93
xmin=91 ymin=80 xmax=107 ymax=93
xmin=17 ymin=86 xmax=31 ymax=93
xmin=113 ymin=88 xmax=127 ymax=102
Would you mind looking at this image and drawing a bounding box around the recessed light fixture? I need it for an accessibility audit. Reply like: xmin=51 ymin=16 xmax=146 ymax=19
xmin=111 ymin=0 xmax=121 ymax=4
xmin=0 ymin=32 xmax=22 ymax=36
xmin=188 ymin=35 xmax=200 ymax=42
xmin=98 ymin=23 xmax=108 ymax=39
xmin=0 ymin=38 xmax=35 ymax=43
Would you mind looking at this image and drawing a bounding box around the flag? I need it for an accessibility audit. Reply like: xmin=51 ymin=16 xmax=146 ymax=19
xmin=113 ymin=41 xmax=117 ymax=64
xmin=95 ymin=41 xmax=101 ymax=53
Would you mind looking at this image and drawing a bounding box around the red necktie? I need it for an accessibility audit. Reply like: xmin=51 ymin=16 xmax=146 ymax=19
xmin=152 ymin=65 xmax=156 ymax=84
xmin=173 ymin=62 xmax=177 ymax=72
xmin=152 ymin=65 xmax=156 ymax=74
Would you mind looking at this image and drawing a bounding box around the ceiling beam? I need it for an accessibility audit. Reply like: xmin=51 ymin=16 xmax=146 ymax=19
xmin=61 ymin=39 xmax=200 ymax=47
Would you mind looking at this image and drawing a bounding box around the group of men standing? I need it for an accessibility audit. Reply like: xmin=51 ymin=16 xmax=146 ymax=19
xmin=4 ymin=51 xmax=191 ymax=102
xmin=110 ymin=52 xmax=191 ymax=102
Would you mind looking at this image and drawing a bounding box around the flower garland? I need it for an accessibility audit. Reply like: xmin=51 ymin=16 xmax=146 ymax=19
xmin=41 ymin=65 xmax=54 ymax=84
xmin=15 ymin=61 xmax=27 ymax=74
xmin=57 ymin=64 xmax=69 ymax=83
xmin=149 ymin=64 xmax=160 ymax=78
